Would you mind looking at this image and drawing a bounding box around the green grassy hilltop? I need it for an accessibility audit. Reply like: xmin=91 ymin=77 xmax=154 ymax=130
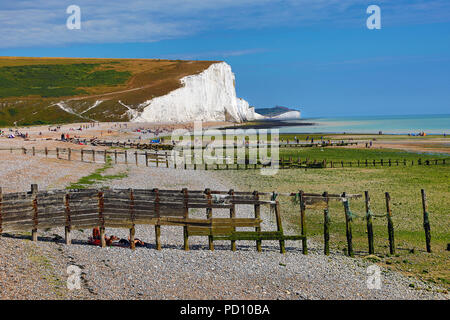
xmin=0 ymin=57 xmax=217 ymax=126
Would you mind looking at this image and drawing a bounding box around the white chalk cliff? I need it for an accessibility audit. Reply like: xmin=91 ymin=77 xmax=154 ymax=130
xmin=133 ymin=62 xmax=258 ymax=123
xmin=272 ymin=110 xmax=301 ymax=120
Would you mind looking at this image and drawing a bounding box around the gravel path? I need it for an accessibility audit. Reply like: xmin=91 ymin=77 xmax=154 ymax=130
xmin=0 ymin=157 xmax=448 ymax=300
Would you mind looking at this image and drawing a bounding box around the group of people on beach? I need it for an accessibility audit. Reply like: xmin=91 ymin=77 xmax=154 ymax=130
xmin=89 ymin=227 xmax=145 ymax=248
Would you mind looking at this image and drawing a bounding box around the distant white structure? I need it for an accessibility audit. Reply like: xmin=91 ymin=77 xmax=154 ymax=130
xmin=271 ymin=110 xmax=301 ymax=120
xmin=133 ymin=62 xmax=259 ymax=123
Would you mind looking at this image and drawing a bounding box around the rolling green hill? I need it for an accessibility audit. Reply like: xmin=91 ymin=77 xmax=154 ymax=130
xmin=0 ymin=57 xmax=217 ymax=126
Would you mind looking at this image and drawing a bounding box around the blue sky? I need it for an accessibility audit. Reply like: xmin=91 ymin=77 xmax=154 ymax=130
xmin=1 ymin=0 xmax=450 ymax=117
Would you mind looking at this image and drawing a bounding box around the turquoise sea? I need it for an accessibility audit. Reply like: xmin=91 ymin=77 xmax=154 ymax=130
xmin=277 ymin=114 xmax=450 ymax=135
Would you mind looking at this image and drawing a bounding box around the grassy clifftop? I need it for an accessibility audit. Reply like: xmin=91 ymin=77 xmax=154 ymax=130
xmin=0 ymin=57 xmax=218 ymax=126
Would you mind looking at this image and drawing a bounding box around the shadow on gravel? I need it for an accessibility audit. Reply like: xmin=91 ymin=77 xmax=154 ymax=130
xmin=1 ymin=233 xmax=305 ymax=254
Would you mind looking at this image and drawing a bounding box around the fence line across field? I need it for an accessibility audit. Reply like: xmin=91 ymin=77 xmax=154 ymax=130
xmin=1 ymin=147 xmax=448 ymax=170
xmin=0 ymin=185 xmax=434 ymax=256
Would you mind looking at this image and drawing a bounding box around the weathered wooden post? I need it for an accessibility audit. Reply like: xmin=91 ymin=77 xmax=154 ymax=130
xmin=64 ymin=193 xmax=71 ymax=245
xmin=154 ymin=188 xmax=161 ymax=250
xmin=165 ymin=152 xmax=169 ymax=168
xmin=129 ymin=189 xmax=136 ymax=250
xmin=253 ymin=191 xmax=262 ymax=252
xmin=205 ymin=188 xmax=214 ymax=251
xmin=81 ymin=149 xmax=84 ymax=162
xmin=135 ymin=151 xmax=138 ymax=166
xmin=56 ymin=147 xmax=59 ymax=159
xmin=32 ymin=147 xmax=35 ymax=156
xmin=229 ymin=189 xmax=236 ymax=251
xmin=421 ymin=189 xmax=432 ymax=253
xmin=365 ymin=191 xmax=374 ymax=254
xmin=0 ymin=187 xmax=3 ymax=237
xmin=299 ymin=190 xmax=307 ymax=254
xmin=385 ymin=192 xmax=395 ymax=255
xmin=114 ymin=150 xmax=117 ymax=164
xmin=145 ymin=152 xmax=148 ymax=167
xmin=31 ymin=184 xmax=38 ymax=241
xmin=274 ymin=200 xmax=286 ymax=254
xmin=182 ymin=188 xmax=189 ymax=251
xmin=68 ymin=148 xmax=72 ymax=161
xmin=323 ymin=192 xmax=330 ymax=255
xmin=98 ymin=191 xmax=106 ymax=248
xmin=45 ymin=147 xmax=48 ymax=158
xmin=124 ymin=151 xmax=128 ymax=165
xmin=342 ymin=192 xmax=354 ymax=257
xmin=104 ymin=150 xmax=107 ymax=163
xmin=92 ymin=150 xmax=96 ymax=162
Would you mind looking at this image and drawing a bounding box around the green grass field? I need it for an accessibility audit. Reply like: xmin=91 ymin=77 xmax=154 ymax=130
xmin=218 ymin=147 xmax=450 ymax=290
xmin=0 ymin=63 xmax=131 ymax=98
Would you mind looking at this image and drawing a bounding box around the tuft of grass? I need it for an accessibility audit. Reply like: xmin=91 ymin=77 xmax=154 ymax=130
xmin=67 ymin=156 xmax=128 ymax=189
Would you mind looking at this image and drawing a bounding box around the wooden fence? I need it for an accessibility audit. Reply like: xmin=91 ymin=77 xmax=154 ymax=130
xmin=1 ymin=186 xmax=433 ymax=256
xmin=299 ymin=189 xmax=434 ymax=256
xmin=71 ymin=138 xmax=360 ymax=150
xmin=0 ymin=186 xmax=310 ymax=253
xmin=1 ymin=146 xmax=448 ymax=171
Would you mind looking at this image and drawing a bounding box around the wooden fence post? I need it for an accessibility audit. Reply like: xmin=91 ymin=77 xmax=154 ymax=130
xmin=205 ymin=188 xmax=214 ymax=251
xmin=299 ymin=190 xmax=307 ymax=254
xmin=385 ymin=192 xmax=395 ymax=255
xmin=64 ymin=193 xmax=71 ymax=245
xmin=421 ymin=189 xmax=432 ymax=253
xmin=32 ymin=147 xmax=35 ymax=156
xmin=68 ymin=148 xmax=71 ymax=161
xmin=145 ymin=152 xmax=148 ymax=167
xmin=154 ymin=188 xmax=161 ymax=250
xmin=183 ymin=188 xmax=189 ymax=251
xmin=365 ymin=191 xmax=374 ymax=254
xmin=253 ymin=191 xmax=262 ymax=252
xmin=274 ymin=201 xmax=286 ymax=254
xmin=135 ymin=151 xmax=138 ymax=166
xmin=124 ymin=151 xmax=128 ymax=165
xmin=45 ymin=147 xmax=48 ymax=158
xmin=31 ymin=184 xmax=38 ymax=241
xmin=323 ymin=192 xmax=330 ymax=255
xmin=92 ymin=150 xmax=96 ymax=163
xmin=114 ymin=150 xmax=117 ymax=164
xmin=229 ymin=189 xmax=236 ymax=251
xmin=56 ymin=147 xmax=59 ymax=159
xmin=81 ymin=149 xmax=84 ymax=162
xmin=129 ymin=189 xmax=136 ymax=250
xmin=104 ymin=150 xmax=107 ymax=163
xmin=98 ymin=191 xmax=106 ymax=248
xmin=342 ymin=193 xmax=354 ymax=257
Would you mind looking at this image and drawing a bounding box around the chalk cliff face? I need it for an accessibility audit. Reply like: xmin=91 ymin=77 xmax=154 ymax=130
xmin=272 ymin=110 xmax=301 ymax=120
xmin=133 ymin=62 xmax=256 ymax=123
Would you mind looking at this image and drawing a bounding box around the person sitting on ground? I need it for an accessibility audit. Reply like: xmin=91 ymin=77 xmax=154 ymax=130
xmin=119 ymin=238 xmax=145 ymax=247
xmin=89 ymin=227 xmax=119 ymax=246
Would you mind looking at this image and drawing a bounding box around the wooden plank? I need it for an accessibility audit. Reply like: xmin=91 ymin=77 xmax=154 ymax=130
xmin=205 ymin=188 xmax=214 ymax=251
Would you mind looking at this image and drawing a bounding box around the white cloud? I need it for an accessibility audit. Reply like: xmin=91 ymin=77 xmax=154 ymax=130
xmin=0 ymin=0 xmax=449 ymax=48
